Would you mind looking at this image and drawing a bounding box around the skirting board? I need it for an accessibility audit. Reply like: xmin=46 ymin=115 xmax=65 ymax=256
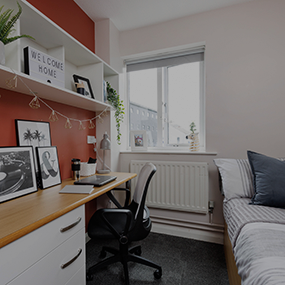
xmin=85 ymin=218 xmax=224 ymax=245
xmin=151 ymin=215 xmax=224 ymax=245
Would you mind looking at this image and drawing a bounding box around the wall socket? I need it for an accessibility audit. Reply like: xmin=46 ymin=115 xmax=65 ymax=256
xmin=87 ymin=135 xmax=96 ymax=144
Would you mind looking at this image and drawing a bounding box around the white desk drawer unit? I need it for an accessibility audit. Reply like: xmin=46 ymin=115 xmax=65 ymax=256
xmin=0 ymin=205 xmax=85 ymax=285
xmin=8 ymin=229 xmax=85 ymax=285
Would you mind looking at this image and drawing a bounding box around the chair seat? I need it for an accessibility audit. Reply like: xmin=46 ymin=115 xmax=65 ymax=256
xmin=88 ymin=208 xmax=132 ymax=239
xmin=88 ymin=206 xmax=152 ymax=241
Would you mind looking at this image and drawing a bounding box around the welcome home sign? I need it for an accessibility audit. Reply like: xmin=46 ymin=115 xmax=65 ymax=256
xmin=24 ymin=46 xmax=65 ymax=88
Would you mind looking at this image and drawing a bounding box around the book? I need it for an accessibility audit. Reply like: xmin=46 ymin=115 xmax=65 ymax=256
xmin=59 ymin=185 xmax=93 ymax=194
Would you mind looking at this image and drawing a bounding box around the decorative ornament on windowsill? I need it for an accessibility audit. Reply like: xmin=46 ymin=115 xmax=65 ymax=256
xmin=186 ymin=122 xmax=199 ymax=152
xmin=106 ymin=82 xmax=125 ymax=145
xmin=0 ymin=2 xmax=35 ymax=65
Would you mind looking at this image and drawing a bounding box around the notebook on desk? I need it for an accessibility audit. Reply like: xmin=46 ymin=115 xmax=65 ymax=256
xmin=74 ymin=175 xmax=117 ymax=187
xmin=59 ymin=185 xmax=94 ymax=194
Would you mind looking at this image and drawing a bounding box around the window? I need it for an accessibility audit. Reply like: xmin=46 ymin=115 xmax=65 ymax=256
xmin=126 ymin=46 xmax=205 ymax=149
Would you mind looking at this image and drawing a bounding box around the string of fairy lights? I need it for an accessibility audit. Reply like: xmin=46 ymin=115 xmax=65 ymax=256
xmin=4 ymin=68 xmax=109 ymax=130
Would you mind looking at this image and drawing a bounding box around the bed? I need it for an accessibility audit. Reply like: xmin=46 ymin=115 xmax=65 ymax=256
xmin=214 ymin=151 xmax=285 ymax=285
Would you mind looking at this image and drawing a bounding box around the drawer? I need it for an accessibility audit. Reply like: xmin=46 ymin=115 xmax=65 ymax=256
xmin=0 ymin=205 xmax=85 ymax=285
xmin=7 ymin=228 xmax=85 ymax=285
xmin=65 ymin=266 xmax=86 ymax=285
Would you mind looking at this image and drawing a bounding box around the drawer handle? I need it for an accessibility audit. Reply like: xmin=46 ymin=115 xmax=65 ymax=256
xmin=61 ymin=248 xmax=82 ymax=269
xmin=60 ymin=217 xmax=81 ymax=233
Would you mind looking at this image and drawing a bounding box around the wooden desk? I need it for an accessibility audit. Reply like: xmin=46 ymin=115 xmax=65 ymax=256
xmin=0 ymin=172 xmax=136 ymax=248
xmin=0 ymin=172 xmax=136 ymax=285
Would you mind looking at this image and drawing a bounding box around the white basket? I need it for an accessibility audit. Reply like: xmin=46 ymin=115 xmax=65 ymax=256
xmin=79 ymin=162 xmax=96 ymax=176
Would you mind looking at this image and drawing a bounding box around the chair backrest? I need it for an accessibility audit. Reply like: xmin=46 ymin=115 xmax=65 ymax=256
xmin=133 ymin=162 xmax=156 ymax=220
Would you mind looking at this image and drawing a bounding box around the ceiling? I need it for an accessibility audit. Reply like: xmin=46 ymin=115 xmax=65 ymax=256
xmin=74 ymin=0 xmax=257 ymax=31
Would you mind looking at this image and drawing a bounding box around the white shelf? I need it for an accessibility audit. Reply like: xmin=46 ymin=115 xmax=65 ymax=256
xmin=0 ymin=0 xmax=119 ymax=112
xmin=0 ymin=66 xmax=110 ymax=112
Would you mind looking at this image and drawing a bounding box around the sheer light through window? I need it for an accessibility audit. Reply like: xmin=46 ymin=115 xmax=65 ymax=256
xmin=127 ymin=47 xmax=205 ymax=149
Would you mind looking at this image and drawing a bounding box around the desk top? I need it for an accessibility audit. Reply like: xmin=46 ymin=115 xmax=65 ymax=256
xmin=0 ymin=172 xmax=136 ymax=248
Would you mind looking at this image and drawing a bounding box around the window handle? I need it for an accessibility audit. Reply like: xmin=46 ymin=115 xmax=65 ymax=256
xmin=60 ymin=217 xmax=81 ymax=233
xmin=61 ymin=248 xmax=82 ymax=269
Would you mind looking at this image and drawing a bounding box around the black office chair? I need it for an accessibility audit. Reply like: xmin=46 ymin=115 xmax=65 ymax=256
xmin=86 ymin=162 xmax=162 ymax=284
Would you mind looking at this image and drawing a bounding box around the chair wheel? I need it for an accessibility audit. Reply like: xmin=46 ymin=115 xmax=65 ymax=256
xmin=86 ymin=273 xmax=93 ymax=281
xmin=99 ymin=250 xmax=107 ymax=258
xmin=154 ymin=269 xmax=162 ymax=279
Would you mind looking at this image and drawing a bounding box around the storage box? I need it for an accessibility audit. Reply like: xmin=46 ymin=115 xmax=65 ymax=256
xmin=79 ymin=162 xmax=96 ymax=176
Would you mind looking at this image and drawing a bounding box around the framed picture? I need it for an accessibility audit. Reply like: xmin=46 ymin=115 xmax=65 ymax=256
xmin=73 ymin=74 xmax=95 ymax=99
xmin=15 ymin=120 xmax=52 ymax=174
xmin=36 ymin=146 xmax=61 ymax=189
xmin=0 ymin=146 xmax=37 ymax=203
xmin=130 ymin=130 xmax=148 ymax=151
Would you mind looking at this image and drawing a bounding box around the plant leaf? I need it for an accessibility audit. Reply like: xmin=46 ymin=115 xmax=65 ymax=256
xmin=0 ymin=2 xmax=34 ymax=45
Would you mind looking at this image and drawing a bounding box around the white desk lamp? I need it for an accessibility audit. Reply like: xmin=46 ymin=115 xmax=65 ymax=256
xmin=97 ymin=132 xmax=111 ymax=174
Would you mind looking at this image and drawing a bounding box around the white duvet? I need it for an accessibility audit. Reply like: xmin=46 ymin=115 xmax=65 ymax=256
xmin=234 ymin=222 xmax=285 ymax=285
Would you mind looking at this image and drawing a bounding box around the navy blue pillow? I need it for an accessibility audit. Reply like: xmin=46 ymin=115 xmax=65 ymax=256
xmin=247 ymin=151 xmax=285 ymax=208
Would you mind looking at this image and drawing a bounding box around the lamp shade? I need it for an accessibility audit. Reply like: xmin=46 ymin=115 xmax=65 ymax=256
xmin=100 ymin=133 xmax=111 ymax=150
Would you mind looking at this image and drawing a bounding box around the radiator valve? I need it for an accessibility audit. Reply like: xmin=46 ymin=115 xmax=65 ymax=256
xmin=208 ymin=200 xmax=215 ymax=213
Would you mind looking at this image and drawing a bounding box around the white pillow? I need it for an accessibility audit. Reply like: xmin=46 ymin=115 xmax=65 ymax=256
xmin=214 ymin=158 xmax=254 ymax=200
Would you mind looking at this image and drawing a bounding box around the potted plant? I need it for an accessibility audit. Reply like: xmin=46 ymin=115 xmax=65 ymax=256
xmin=106 ymin=82 xmax=125 ymax=144
xmin=0 ymin=2 xmax=34 ymax=65
xmin=189 ymin=122 xmax=197 ymax=134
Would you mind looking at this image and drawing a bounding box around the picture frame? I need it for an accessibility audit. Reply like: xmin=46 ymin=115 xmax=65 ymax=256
xmin=15 ymin=120 xmax=52 ymax=174
xmin=73 ymin=74 xmax=95 ymax=99
xmin=0 ymin=146 xmax=37 ymax=203
xmin=36 ymin=146 xmax=61 ymax=189
xmin=130 ymin=130 xmax=148 ymax=151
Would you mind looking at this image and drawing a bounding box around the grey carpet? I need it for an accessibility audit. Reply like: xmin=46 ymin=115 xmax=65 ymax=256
xmin=86 ymin=232 xmax=229 ymax=285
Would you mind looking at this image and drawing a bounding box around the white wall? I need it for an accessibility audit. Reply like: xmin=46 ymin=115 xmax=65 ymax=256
xmin=95 ymin=19 xmax=110 ymax=64
xmin=115 ymin=0 xmax=285 ymax=241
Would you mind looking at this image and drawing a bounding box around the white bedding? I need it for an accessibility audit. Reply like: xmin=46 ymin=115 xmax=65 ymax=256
xmin=234 ymin=222 xmax=285 ymax=285
xmin=223 ymin=198 xmax=285 ymax=248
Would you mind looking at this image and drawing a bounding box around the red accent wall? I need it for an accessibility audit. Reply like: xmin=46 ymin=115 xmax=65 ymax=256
xmin=1 ymin=0 xmax=98 ymax=221
xmin=26 ymin=0 xmax=95 ymax=53
xmin=0 ymin=88 xmax=96 ymax=180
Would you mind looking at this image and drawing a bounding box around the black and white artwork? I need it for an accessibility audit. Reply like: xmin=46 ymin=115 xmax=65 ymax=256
xmin=0 ymin=146 xmax=37 ymax=203
xmin=15 ymin=120 xmax=52 ymax=174
xmin=36 ymin=146 xmax=61 ymax=189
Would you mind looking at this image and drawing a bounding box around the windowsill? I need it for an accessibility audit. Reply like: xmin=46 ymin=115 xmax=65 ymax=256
xmin=120 ymin=149 xmax=217 ymax=155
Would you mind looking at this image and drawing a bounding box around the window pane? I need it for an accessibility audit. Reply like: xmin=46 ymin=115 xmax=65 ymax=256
xmin=167 ymin=62 xmax=200 ymax=145
xmin=129 ymin=69 xmax=158 ymax=146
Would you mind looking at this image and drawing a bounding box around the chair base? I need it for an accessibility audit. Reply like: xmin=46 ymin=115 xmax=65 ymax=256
xmin=87 ymin=243 xmax=162 ymax=285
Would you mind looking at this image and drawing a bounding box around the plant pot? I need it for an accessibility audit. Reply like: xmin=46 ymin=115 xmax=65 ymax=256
xmin=0 ymin=41 xmax=5 ymax=65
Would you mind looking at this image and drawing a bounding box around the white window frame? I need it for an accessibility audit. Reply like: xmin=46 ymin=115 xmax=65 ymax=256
xmin=125 ymin=45 xmax=206 ymax=151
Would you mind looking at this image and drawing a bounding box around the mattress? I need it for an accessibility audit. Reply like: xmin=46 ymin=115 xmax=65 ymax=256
xmin=223 ymin=198 xmax=285 ymax=285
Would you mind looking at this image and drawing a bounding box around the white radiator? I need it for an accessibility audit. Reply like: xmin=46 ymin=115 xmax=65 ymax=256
xmin=130 ymin=160 xmax=209 ymax=214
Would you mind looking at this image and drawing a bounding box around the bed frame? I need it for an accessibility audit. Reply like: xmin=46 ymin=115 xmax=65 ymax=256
xmin=224 ymin=223 xmax=241 ymax=285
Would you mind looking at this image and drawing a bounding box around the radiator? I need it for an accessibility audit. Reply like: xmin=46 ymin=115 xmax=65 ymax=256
xmin=130 ymin=160 xmax=209 ymax=214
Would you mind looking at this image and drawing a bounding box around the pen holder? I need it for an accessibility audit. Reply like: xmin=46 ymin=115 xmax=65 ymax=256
xmin=80 ymin=162 xmax=96 ymax=176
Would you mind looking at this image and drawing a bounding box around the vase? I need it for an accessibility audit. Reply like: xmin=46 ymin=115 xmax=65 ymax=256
xmin=0 ymin=41 xmax=5 ymax=65
xmin=189 ymin=133 xmax=200 ymax=152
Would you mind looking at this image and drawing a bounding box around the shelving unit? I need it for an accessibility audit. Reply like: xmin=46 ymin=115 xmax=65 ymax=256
xmin=0 ymin=0 xmax=119 ymax=112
